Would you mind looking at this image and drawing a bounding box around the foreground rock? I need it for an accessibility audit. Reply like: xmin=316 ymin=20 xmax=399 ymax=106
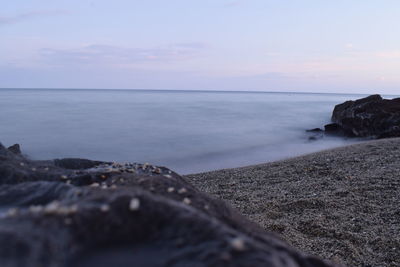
xmin=328 ymin=94 xmax=400 ymax=138
xmin=0 ymin=142 xmax=336 ymax=267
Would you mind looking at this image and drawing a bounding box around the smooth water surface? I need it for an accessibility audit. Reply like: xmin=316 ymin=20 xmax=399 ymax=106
xmin=1 ymin=89 xmax=394 ymax=174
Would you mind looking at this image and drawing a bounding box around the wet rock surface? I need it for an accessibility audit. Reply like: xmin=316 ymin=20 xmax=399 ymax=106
xmin=0 ymin=142 xmax=336 ymax=267
xmin=329 ymin=94 xmax=400 ymax=138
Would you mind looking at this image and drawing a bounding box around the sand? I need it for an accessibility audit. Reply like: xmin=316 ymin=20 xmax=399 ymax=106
xmin=186 ymin=138 xmax=400 ymax=267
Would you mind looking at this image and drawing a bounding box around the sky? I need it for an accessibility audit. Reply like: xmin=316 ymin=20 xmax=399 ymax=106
xmin=1 ymin=0 xmax=400 ymax=94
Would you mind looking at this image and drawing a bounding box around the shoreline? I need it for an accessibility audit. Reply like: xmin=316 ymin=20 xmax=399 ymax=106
xmin=185 ymin=138 xmax=400 ymax=266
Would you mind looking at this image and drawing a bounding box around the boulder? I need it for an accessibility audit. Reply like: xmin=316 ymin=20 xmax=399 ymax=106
xmin=330 ymin=94 xmax=400 ymax=138
xmin=306 ymin=128 xmax=323 ymax=132
xmin=0 ymin=142 xmax=337 ymax=267
xmin=324 ymin=123 xmax=343 ymax=134
xmin=7 ymin=144 xmax=21 ymax=155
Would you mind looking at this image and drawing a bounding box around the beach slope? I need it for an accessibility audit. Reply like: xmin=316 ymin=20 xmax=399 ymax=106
xmin=186 ymin=138 xmax=400 ymax=266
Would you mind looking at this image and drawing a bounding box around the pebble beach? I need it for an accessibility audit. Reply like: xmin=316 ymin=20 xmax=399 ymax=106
xmin=186 ymin=138 xmax=400 ymax=267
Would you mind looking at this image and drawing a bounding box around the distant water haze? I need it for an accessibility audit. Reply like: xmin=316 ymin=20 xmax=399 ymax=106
xmin=1 ymin=89 xmax=397 ymax=174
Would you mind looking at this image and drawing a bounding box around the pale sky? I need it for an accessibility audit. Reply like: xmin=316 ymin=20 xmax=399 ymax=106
xmin=1 ymin=0 xmax=400 ymax=94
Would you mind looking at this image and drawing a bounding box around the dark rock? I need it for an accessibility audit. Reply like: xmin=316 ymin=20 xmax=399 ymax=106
xmin=7 ymin=144 xmax=21 ymax=155
xmin=331 ymin=94 xmax=400 ymax=138
xmin=0 ymin=142 xmax=338 ymax=267
xmin=0 ymin=143 xmax=7 ymax=156
xmin=306 ymin=128 xmax=323 ymax=132
xmin=54 ymin=158 xmax=107 ymax=169
xmin=323 ymin=123 xmax=345 ymax=136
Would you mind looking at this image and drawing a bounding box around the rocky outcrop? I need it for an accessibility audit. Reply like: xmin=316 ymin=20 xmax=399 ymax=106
xmin=307 ymin=94 xmax=400 ymax=139
xmin=329 ymin=94 xmax=400 ymax=138
xmin=0 ymin=142 xmax=336 ymax=267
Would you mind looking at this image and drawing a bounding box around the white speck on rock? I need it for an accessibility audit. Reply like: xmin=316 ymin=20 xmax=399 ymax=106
xmin=44 ymin=201 xmax=60 ymax=214
xmin=178 ymin=188 xmax=187 ymax=194
xmin=230 ymin=237 xmax=246 ymax=252
xmin=6 ymin=208 xmax=19 ymax=217
xmin=100 ymin=204 xmax=110 ymax=212
xmin=69 ymin=204 xmax=78 ymax=213
xmin=167 ymin=187 xmax=175 ymax=193
xmin=183 ymin=198 xmax=191 ymax=205
xmin=29 ymin=205 xmax=43 ymax=213
xmin=129 ymin=198 xmax=140 ymax=211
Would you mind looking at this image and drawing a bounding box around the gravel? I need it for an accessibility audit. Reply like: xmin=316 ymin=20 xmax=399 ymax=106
xmin=186 ymin=138 xmax=400 ymax=267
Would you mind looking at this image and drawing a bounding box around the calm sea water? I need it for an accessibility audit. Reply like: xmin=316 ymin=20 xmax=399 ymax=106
xmin=0 ymin=89 xmax=396 ymax=174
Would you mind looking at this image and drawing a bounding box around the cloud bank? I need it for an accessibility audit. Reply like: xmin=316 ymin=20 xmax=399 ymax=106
xmin=0 ymin=10 xmax=68 ymax=26
xmin=39 ymin=43 xmax=207 ymax=66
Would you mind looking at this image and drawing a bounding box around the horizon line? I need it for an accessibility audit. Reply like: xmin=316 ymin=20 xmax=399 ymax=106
xmin=0 ymin=87 xmax=383 ymax=96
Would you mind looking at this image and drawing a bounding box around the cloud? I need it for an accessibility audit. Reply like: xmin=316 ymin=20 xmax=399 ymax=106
xmin=376 ymin=51 xmax=400 ymax=59
xmin=0 ymin=10 xmax=68 ymax=26
xmin=224 ymin=1 xmax=242 ymax=7
xmin=39 ymin=43 xmax=207 ymax=66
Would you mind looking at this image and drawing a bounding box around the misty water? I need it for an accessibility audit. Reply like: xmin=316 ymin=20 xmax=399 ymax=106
xmin=1 ymin=89 xmax=394 ymax=174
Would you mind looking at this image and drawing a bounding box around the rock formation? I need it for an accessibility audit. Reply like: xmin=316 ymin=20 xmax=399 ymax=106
xmin=329 ymin=94 xmax=400 ymax=138
xmin=0 ymin=142 xmax=337 ymax=267
xmin=308 ymin=94 xmax=400 ymax=139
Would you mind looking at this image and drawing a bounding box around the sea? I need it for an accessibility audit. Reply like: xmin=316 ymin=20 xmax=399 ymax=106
xmin=1 ymin=89 xmax=397 ymax=174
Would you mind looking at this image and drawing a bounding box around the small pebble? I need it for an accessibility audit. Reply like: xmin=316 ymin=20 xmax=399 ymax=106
xmin=164 ymin=174 xmax=172 ymax=179
xmin=100 ymin=175 xmax=107 ymax=179
xmin=183 ymin=198 xmax=191 ymax=205
xmin=19 ymin=162 xmax=25 ymax=166
xmin=142 ymin=163 xmax=149 ymax=170
xmin=100 ymin=204 xmax=110 ymax=212
xmin=6 ymin=208 xmax=19 ymax=217
xmin=69 ymin=204 xmax=78 ymax=213
xmin=129 ymin=198 xmax=140 ymax=211
xmin=90 ymin=183 xmax=100 ymax=187
xmin=60 ymin=175 xmax=68 ymax=180
xmin=44 ymin=201 xmax=60 ymax=214
xmin=29 ymin=205 xmax=43 ymax=213
xmin=31 ymin=167 xmax=36 ymax=171
xmin=178 ymin=188 xmax=187 ymax=194
xmin=58 ymin=206 xmax=73 ymax=215
xmin=167 ymin=187 xmax=175 ymax=193
xmin=230 ymin=237 xmax=246 ymax=251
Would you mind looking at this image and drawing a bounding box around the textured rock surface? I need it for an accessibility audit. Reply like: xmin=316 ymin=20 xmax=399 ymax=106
xmin=0 ymin=142 xmax=336 ymax=267
xmin=330 ymin=94 xmax=400 ymax=138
